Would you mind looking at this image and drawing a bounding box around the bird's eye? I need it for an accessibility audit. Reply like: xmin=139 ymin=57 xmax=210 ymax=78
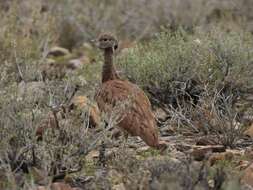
xmin=103 ymin=39 xmax=108 ymax=41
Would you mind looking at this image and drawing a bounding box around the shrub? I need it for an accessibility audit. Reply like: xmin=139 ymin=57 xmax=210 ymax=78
xmin=118 ymin=27 xmax=253 ymax=143
xmin=118 ymin=27 xmax=253 ymax=107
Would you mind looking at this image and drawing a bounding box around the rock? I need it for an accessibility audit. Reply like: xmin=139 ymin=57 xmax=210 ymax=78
xmin=208 ymin=152 xmax=234 ymax=166
xmin=154 ymin=108 xmax=168 ymax=122
xmin=241 ymin=163 xmax=253 ymax=188
xmin=68 ymin=55 xmax=91 ymax=69
xmin=226 ymin=149 xmax=245 ymax=157
xmin=68 ymin=59 xmax=83 ymax=69
xmin=42 ymin=56 xmax=89 ymax=80
xmin=208 ymin=149 xmax=244 ymax=166
xmin=51 ymin=182 xmax=72 ymax=190
xmin=193 ymin=38 xmax=201 ymax=45
xmin=86 ymin=150 xmax=100 ymax=161
xmin=236 ymin=160 xmax=250 ymax=170
xmin=208 ymin=180 xmax=214 ymax=188
xmin=45 ymin=58 xmax=56 ymax=65
xmin=244 ymin=123 xmax=253 ymax=138
xmin=70 ymin=96 xmax=100 ymax=127
xmin=190 ymin=145 xmax=226 ymax=161
xmin=47 ymin=47 xmax=70 ymax=57
xmin=174 ymin=143 xmax=192 ymax=152
xmin=82 ymin=42 xmax=93 ymax=51
xmin=196 ymin=136 xmax=218 ymax=146
xmin=112 ymin=183 xmax=126 ymax=190
xmin=137 ymin=146 xmax=150 ymax=152
xmin=35 ymin=186 xmax=48 ymax=190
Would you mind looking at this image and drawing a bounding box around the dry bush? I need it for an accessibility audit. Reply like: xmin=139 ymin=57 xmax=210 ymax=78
xmin=106 ymin=151 xmax=240 ymax=190
xmin=13 ymin=0 xmax=252 ymax=49
xmin=0 ymin=2 xmax=100 ymax=189
xmin=118 ymin=27 xmax=253 ymax=147
xmin=0 ymin=0 xmax=252 ymax=189
xmin=119 ymin=28 xmax=253 ymax=106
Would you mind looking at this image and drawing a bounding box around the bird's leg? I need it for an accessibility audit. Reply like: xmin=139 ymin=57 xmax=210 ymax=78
xmin=97 ymin=141 xmax=106 ymax=167
xmin=122 ymin=131 xmax=128 ymax=149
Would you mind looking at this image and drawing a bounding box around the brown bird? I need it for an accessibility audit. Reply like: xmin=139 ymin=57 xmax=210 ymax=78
xmin=95 ymin=33 xmax=167 ymax=151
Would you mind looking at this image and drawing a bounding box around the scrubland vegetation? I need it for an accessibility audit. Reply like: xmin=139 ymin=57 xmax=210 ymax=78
xmin=0 ymin=0 xmax=253 ymax=189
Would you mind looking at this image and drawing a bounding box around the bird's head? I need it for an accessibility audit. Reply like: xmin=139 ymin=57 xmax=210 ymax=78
xmin=97 ymin=33 xmax=118 ymax=51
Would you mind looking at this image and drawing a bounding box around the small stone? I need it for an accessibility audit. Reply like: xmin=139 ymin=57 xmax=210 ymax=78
xmin=136 ymin=146 xmax=150 ymax=153
xmin=47 ymin=46 xmax=70 ymax=57
xmin=190 ymin=145 xmax=226 ymax=161
xmin=196 ymin=136 xmax=217 ymax=146
xmin=45 ymin=58 xmax=56 ymax=65
xmin=112 ymin=183 xmax=126 ymax=190
xmin=208 ymin=179 xmax=214 ymax=188
xmin=154 ymin=108 xmax=168 ymax=122
xmin=174 ymin=143 xmax=192 ymax=152
xmin=244 ymin=123 xmax=253 ymax=138
xmin=68 ymin=55 xmax=91 ymax=69
xmin=35 ymin=186 xmax=48 ymax=190
xmin=236 ymin=160 xmax=250 ymax=170
xmin=193 ymin=38 xmax=202 ymax=45
xmin=86 ymin=150 xmax=100 ymax=161
xmin=208 ymin=152 xmax=234 ymax=166
xmin=82 ymin=42 xmax=93 ymax=51
xmin=51 ymin=182 xmax=72 ymax=190
xmin=70 ymin=96 xmax=100 ymax=127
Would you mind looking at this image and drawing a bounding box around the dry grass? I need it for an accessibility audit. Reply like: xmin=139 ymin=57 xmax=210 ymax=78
xmin=0 ymin=0 xmax=253 ymax=189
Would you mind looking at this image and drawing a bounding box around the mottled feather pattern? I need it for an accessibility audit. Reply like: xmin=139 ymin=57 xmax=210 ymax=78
xmin=95 ymin=33 xmax=166 ymax=150
xmin=95 ymin=80 xmax=159 ymax=147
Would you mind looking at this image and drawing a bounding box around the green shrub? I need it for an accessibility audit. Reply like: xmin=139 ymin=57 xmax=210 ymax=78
xmin=118 ymin=27 xmax=253 ymax=109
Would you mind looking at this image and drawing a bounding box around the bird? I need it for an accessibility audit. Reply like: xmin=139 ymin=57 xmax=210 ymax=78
xmin=94 ymin=33 xmax=167 ymax=151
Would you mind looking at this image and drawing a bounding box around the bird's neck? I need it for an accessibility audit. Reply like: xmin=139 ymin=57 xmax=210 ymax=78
xmin=102 ymin=48 xmax=119 ymax=83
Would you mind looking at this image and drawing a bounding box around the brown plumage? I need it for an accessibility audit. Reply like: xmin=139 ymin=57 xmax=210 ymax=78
xmin=95 ymin=33 xmax=166 ymax=151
